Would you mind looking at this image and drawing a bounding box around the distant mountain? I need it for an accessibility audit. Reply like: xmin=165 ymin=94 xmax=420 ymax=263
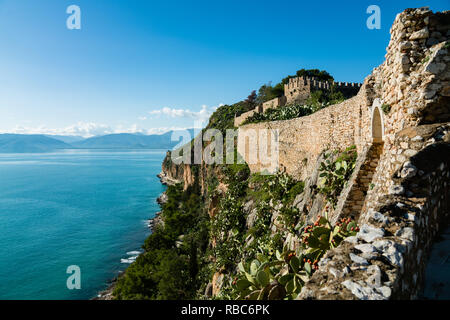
xmin=0 ymin=134 xmax=72 ymax=153
xmin=71 ymin=129 xmax=196 ymax=149
xmin=0 ymin=130 xmax=197 ymax=153
xmin=44 ymin=135 xmax=85 ymax=144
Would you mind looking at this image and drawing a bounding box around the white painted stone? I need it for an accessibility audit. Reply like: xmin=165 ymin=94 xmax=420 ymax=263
xmin=389 ymin=185 xmax=405 ymax=195
xmin=401 ymin=161 xmax=418 ymax=178
xmin=383 ymin=249 xmax=404 ymax=269
xmin=342 ymin=280 xmax=386 ymax=300
xmin=357 ymin=225 xmax=385 ymax=243
xmin=355 ymin=243 xmax=379 ymax=254
xmin=344 ymin=236 xmax=358 ymax=244
xmin=329 ymin=267 xmax=341 ymax=279
xmin=405 ymin=213 xmax=418 ymax=223
xmin=377 ymin=286 xmax=392 ymax=298
xmin=342 ymin=280 xmax=367 ymax=300
xmin=371 ymin=211 xmax=389 ymax=224
xmin=396 ymin=227 xmax=415 ymax=242
xmin=350 ymin=253 xmax=369 ymax=265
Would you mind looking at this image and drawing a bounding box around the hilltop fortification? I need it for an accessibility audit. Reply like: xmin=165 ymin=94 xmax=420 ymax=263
xmin=284 ymin=76 xmax=361 ymax=105
xmin=235 ymin=76 xmax=362 ymax=126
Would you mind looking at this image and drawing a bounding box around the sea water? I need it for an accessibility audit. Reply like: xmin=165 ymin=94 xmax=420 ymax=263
xmin=0 ymin=150 xmax=166 ymax=299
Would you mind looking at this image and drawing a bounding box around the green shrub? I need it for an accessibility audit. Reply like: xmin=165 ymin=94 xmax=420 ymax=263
xmin=228 ymin=215 xmax=358 ymax=300
xmin=113 ymin=183 xmax=209 ymax=300
xmin=381 ymin=104 xmax=391 ymax=114
xmin=318 ymin=146 xmax=357 ymax=207
xmin=243 ymin=104 xmax=313 ymax=124
xmin=300 ymin=215 xmax=359 ymax=262
xmin=212 ymin=164 xmax=250 ymax=270
xmin=306 ymin=88 xmax=345 ymax=112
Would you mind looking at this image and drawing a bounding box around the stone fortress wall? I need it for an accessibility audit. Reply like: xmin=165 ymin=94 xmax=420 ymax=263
xmin=237 ymin=92 xmax=373 ymax=181
xmin=284 ymin=76 xmax=362 ymax=105
xmin=237 ymin=7 xmax=450 ymax=299
xmin=234 ymin=77 xmax=362 ymax=127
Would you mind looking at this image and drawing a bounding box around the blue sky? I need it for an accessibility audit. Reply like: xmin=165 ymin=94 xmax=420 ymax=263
xmin=0 ymin=0 xmax=448 ymax=137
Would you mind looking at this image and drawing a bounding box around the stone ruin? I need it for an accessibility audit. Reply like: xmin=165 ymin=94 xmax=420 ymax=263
xmin=284 ymin=76 xmax=362 ymax=105
xmin=237 ymin=7 xmax=450 ymax=299
xmin=234 ymin=77 xmax=362 ymax=127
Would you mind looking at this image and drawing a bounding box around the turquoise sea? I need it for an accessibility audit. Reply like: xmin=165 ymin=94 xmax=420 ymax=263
xmin=0 ymin=150 xmax=166 ymax=300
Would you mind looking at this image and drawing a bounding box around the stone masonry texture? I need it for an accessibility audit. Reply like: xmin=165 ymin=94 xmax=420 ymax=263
xmin=237 ymin=7 xmax=450 ymax=300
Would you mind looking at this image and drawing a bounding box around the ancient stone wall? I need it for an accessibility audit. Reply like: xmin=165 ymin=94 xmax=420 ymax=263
xmin=237 ymin=88 xmax=374 ymax=181
xmin=234 ymin=109 xmax=257 ymax=127
xmin=284 ymin=76 xmax=319 ymax=105
xmin=262 ymin=96 xmax=287 ymax=112
xmin=335 ymin=82 xmax=363 ymax=99
xmin=284 ymin=77 xmax=361 ymax=105
xmin=237 ymin=7 xmax=449 ymax=300
xmin=358 ymin=8 xmax=450 ymax=216
xmin=234 ymin=78 xmax=362 ymax=127
xmin=238 ymin=7 xmax=448 ymax=185
xmin=299 ymin=124 xmax=450 ymax=300
xmin=296 ymin=7 xmax=450 ymax=300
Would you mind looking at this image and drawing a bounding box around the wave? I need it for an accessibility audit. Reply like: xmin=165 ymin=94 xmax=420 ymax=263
xmin=126 ymin=251 xmax=142 ymax=255
xmin=120 ymin=258 xmax=134 ymax=264
xmin=121 ymin=250 xmax=143 ymax=263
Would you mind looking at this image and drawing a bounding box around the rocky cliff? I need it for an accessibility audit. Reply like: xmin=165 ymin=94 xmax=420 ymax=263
xmin=125 ymin=7 xmax=450 ymax=301
xmin=157 ymin=7 xmax=449 ymax=300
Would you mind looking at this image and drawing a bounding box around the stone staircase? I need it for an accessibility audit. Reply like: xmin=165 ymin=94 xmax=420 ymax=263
xmin=331 ymin=143 xmax=384 ymax=224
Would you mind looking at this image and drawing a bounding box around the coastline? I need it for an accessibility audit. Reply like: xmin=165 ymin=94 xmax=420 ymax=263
xmin=157 ymin=171 xmax=181 ymax=186
xmin=94 ymin=171 xmax=172 ymax=300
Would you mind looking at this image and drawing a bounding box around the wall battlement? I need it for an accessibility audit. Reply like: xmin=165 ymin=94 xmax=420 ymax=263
xmin=284 ymin=76 xmax=362 ymax=105
xmin=234 ymin=75 xmax=363 ymax=127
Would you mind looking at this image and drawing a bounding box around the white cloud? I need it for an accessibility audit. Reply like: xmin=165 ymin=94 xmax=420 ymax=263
xmin=147 ymin=104 xmax=222 ymax=122
xmin=1 ymin=105 xmax=224 ymax=138
xmin=5 ymin=122 xmax=113 ymax=138
xmin=2 ymin=122 xmax=193 ymax=138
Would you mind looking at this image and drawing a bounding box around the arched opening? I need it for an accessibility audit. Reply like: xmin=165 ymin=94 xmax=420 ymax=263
xmin=340 ymin=99 xmax=385 ymax=220
xmin=371 ymin=98 xmax=384 ymax=143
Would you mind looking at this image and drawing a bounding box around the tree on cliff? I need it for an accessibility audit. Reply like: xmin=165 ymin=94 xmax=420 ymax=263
xmin=281 ymin=68 xmax=334 ymax=84
xmin=255 ymin=82 xmax=284 ymax=104
xmin=296 ymin=68 xmax=334 ymax=82
xmin=256 ymin=84 xmax=273 ymax=104
xmin=244 ymin=90 xmax=257 ymax=110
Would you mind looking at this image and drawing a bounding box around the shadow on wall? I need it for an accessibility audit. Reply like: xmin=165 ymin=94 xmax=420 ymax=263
xmin=421 ymin=224 xmax=450 ymax=299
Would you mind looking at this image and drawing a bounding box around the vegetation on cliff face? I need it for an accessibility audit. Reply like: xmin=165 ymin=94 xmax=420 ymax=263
xmin=113 ymin=137 xmax=358 ymax=300
xmin=317 ymin=146 xmax=358 ymax=207
xmin=211 ymin=168 xmax=358 ymax=300
xmin=113 ymin=100 xmax=250 ymax=299
xmin=243 ymin=104 xmax=313 ymax=125
xmin=224 ymin=215 xmax=359 ymax=300
xmin=112 ymin=68 xmax=360 ymax=300
xmin=211 ymin=164 xmax=250 ymax=271
xmin=208 ymin=103 xmax=249 ymax=132
xmin=306 ymin=88 xmax=346 ymax=109
xmin=113 ymin=182 xmax=210 ymax=299
xmin=242 ymin=87 xmax=347 ymax=125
